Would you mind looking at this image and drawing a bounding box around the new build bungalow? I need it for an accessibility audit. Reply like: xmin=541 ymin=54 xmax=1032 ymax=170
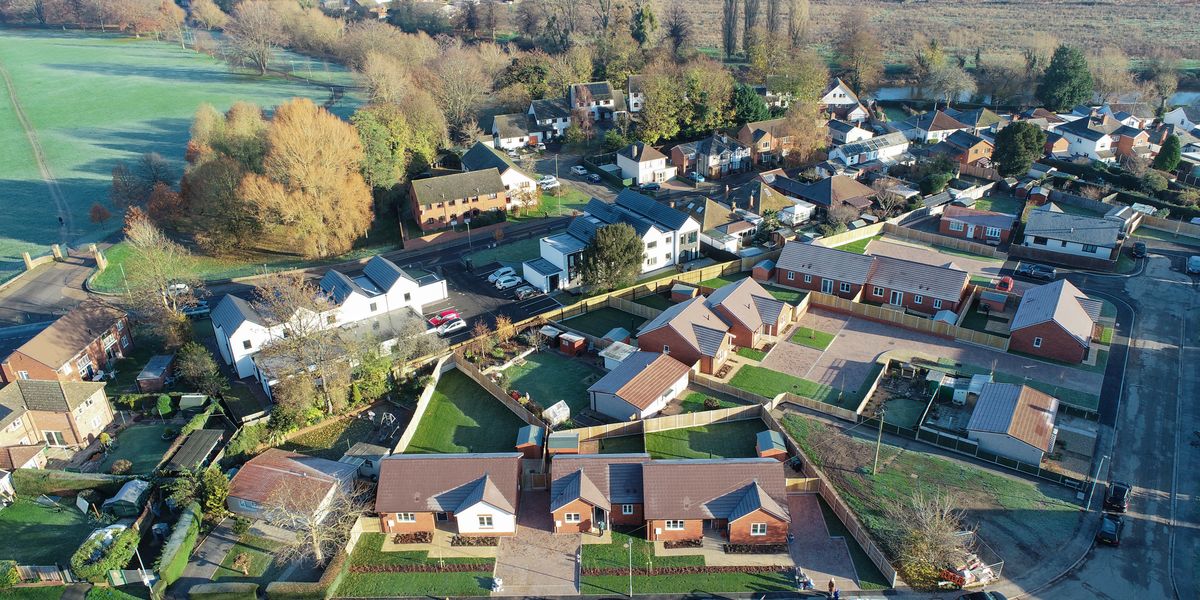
xmin=636 ymin=297 xmax=733 ymax=375
xmin=587 ymin=351 xmax=691 ymax=421
xmin=939 ymin=205 xmax=1017 ymax=245
xmin=1021 ymin=204 xmax=1125 ymax=262
xmin=775 ymin=242 xmax=876 ymax=300
xmin=551 ymin=454 xmax=648 ymax=534
xmin=375 ymin=453 xmax=522 ymax=537
xmin=1008 ymin=279 xmax=1100 ymax=364
xmin=966 ymin=383 xmax=1059 ymax=464
xmin=705 ymin=277 xmax=792 ymax=347
xmin=228 ymin=449 xmax=356 ymax=519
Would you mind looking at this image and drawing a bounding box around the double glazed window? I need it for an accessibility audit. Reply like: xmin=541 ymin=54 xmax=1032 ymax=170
xmin=750 ymin=523 xmax=768 ymax=536
xmin=664 ymin=520 xmax=685 ymax=530
xmin=396 ymin=513 xmax=416 ymax=523
xmin=564 ymin=513 xmax=581 ymax=523
xmin=478 ymin=515 xmax=494 ymax=528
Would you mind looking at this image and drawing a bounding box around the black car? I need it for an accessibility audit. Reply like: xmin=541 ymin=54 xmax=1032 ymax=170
xmin=1104 ymin=481 xmax=1131 ymax=513
xmin=958 ymin=592 xmax=1008 ymax=600
xmin=1016 ymin=262 xmax=1057 ymax=280
xmin=637 ymin=182 xmax=661 ymax=192
xmin=1096 ymin=513 xmax=1124 ymax=546
xmin=1131 ymin=242 xmax=1147 ymax=258
xmin=586 ymin=173 xmax=602 ymax=183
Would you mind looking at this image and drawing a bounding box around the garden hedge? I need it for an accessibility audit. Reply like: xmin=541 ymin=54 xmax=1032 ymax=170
xmin=70 ymin=528 xmax=141 ymax=582
xmin=188 ymin=582 xmax=258 ymax=600
xmin=152 ymin=501 xmax=201 ymax=597
xmin=12 ymin=469 xmax=128 ymax=497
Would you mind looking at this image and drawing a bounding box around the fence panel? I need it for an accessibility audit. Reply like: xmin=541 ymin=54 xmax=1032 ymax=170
xmin=812 ymin=222 xmax=887 ymax=248
xmin=881 ymin=222 xmax=1006 ymax=259
xmin=608 ymin=296 xmax=663 ymax=320
xmin=452 ymin=355 xmax=544 ymax=428
xmin=807 ymin=291 xmax=1010 ymax=349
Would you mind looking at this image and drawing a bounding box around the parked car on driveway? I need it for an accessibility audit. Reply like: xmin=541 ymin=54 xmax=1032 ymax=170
xmin=687 ymin=171 xmax=705 ymax=183
xmin=538 ymin=176 xmax=560 ymax=190
xmin=514 ymin=285 xmax=541 ymax=300
xmin=570 ymin=165 xmax=588 ymax=176
xmin=494 ymin=275 xmax=523 ymax=290
xmin=636 ymin=182 xmax=661 ymax=192
xmin=1016 ymin=262 xmax=1057 ymax=280
xmin=1130 ymin=242 xmax=1147 ymax=258
xmin=1104 ymin=481 xmax=1131 ymax=513
xmin=958 ymin=592 xmax=1007 ymax=600
xmin=587 ymin=173 xmax=602 ymax=183
xmin=1188 ymin=255 xmax=1200 ymax=274
xmin=487 ymin=267 xmax=516 ymax=283
xmin=428 ymin=309 xmax=460 ymax=327
xmin=437 ymin=319 xmax=468 ymax=337
xmin=1096 ymin=513 xmax=1124 ymax=546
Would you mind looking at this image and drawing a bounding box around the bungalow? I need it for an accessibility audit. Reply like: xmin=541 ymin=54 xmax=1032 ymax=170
xmin=945 ymin=107 xmax=1008 ymax=135
xmin=939 ymin=205 xmax=1016 ymax=244
xmin=228 ymin=449 xmax=357 ymax=519
xmin=735 ymin=118 xmax=794 ymax=166
xmin=491 ymin=113 xmax=547 ymax=150
xmin=409 ymin=168 xmax=508 ymax=231
xmin=828 ymin=120 xmax=873 ymax=145
xmin=728 ymin=179 xmax=816 ymax=227
xmin=569 ymin=81 xmax=627 ymax=122
xmin=929 ymin=130 xmax=994 ymax=166
xmin=858 ymin=255 xmax=970 ymax=314
xmin=1021 ymin=203 xmax=1125 ymax=261
xmin=966 ymin=383 xmax=1059 ymax=464
xmin=819 ymin=78 xmax=869 ymax=123
xmin=550 ymin=454 xmax=649 ymax=534
xmin=0 ymin=379 xmax=112 ymax=449
xmin=1 ymin=299 xmax=131 ymax=384
xmin=903 ymin=110 xmax=971 ymax=144
xmin=376 ymin=453 xmax=521 ymax=537
xmin=671 ymin=133 xmax=752 ymax=180
xmin=826 ymin=131 xmax=910 ymax=169
xmin=775 ymin=242 xmax=876 ymax=299
xmin=587 ymin=352 xmax=691 ymax=421
xmin=643 ymin=459 xmax=789 ymax=544
xmin=792 ymin=175 xmax=876 ymax=216
xmin=616 ymin=142 xmax=676 ymax=185
xmin=528 ymin=98 xmax=572 ymax=138
xmin=636 ymin=296 xmax=733 ymax=375
xmin=461 ymin=141 xmax=538 ymax=197
xmin=705 ymin=277 xmax=791 ymax=347
xmin=1008 ymin=279 xmax=1100 ymax=364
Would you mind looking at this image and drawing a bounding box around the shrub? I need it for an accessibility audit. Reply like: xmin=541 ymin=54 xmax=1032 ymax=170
xmin=392 ymin=531 xmax=433 ymax=544
xmin=11 ymin=469 xmax=127 ymax=497
xmin=110 ymin=459 xmax=133 ymax=475
xmin=224 ymin=424 xmax=267 ymax=463
xmin=664 ymin=538 xmax=702 ymax=549
xmin=188 ymin=582 xmax=259 ymax=600
xmin=181 ymin=404 xmax=217 ymax=437
xmin=232 ymin=517 xmax=252 ymax=536
xmin=71 ymin=528 xmax=141 ymax=581
xmin=490 ymin=347 xmax=506 ymax=359
xmin=157 ymin=394 xmax=173 ymax=417
xmin=702 ymin=397 xmax=721 ymax=410
xmin=350 ymin=563 xmax=492 ymax=573
xmin=724 ymin=543 xmax=789 ymax=554
xmin=0 ymin=560 xmax=19 ymax=587
xmin=449 ymin=535 xmax=498 ymax=547
xmin=153 ymin=502 xmax=201 ymax=596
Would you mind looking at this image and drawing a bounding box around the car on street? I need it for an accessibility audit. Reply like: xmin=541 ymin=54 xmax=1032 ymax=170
xmin=437 ymin=319 xmax=468 ymax=337
xmin=1188 ymin=255 xmax=1200 ymax=274
xmin=687 ymin=171 xmax=705 ymax=183
xmin=428 ymin=309 xmax=460 ymax=327
xmin=487 ymin=267 xmax=516 ymax=283
xmin=957 ymin=592 xmax=1007 ymax=600
xmin=182 ymin=300 xmax=210 ymax=319
xmin=514 ymin=285 xmax=541 ymax=300
xmin=1096 ymin=513 xmax=1124 ymax=546
xmin=494 ymin=274 xmax=524 ymax=290
xmin=1130 ymin=241 xmax=1147 ymax=258
xmin=570 ymin=165 xmax=588 ymax=176
xmin=586 ymin=173 xmax=602 ymax=183
xmin=636 ymin=182 xmax=661 ymax=192
xmin=1016 ymin=262 xmax=1057 ymax=280
xmin=1104 ymin=481 xmax=1131 ymax=513
xmin=538 ymin=175 xmax=560 ymax=190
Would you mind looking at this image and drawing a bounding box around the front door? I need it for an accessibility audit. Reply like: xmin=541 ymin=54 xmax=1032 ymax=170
xmin=966 ymin=224 xmax=976 ymax=238
xmin=821 ymin=279 xmax=834 ymax=294
xmin=890 ymin=290 xmax=904 ymax=305
xmin=435 ymin=512 xmax=448 ymax=522
xmin=593 ymin=506 xmax=607 ymax=532
xmin=548 ymin=273 xmax=560 ymax=290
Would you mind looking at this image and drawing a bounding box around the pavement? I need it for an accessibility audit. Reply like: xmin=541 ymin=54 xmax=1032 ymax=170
xmin=168 ymin=519 xmax=237 ymax=600
xmin=492 ymin=491 xmax=580 ymax=596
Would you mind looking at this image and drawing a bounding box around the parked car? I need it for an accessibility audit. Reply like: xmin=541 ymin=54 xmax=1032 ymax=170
xmin=1188 ymin=255 xmax=1200 ymax=274
xmin=570 ymin=165 xmax=588 ymax=176
xmin=995 ymin=276 xmax=1015 ymax=293
xmin=586 ymin=173 xmax=602 ymax=183
xmin=687 ymin=171 xmax=705 ymax=183
xmin=1016 ymin=262 xmax=1057 ymax=280
xmin=437 ymin=319 xmax=468 ymax=337
xmin=536 ymin=143 xmax=546 ymax=151
xmin=958 ymin=593 xmax=1007 ymax=600
xmin=637 ymin=182 xmax=661 ymax=192
xmin=1096 ymin=513 xmax=1124 ymax=546
xmin=514 ymin=286 xmax=541 ymax=300
xmin=494 ymin=274 xmax=524 ymax=290
xmin=428 ymin=309 xmax=460 ymax=327
xmin=1104 ymin=481 xmax=1131 ymax=513
xmin=1130 ymin=242 xmax=1147 ymax=258
xmin=506 ymin=149 xmax=519 ymax=158
xmin=487 ymin=267 xmax=516 ymax=283
xmin=538 ymin=176 xmax=560 ymax=190
xmin=181 ymin=300 xmax=210 ymax=319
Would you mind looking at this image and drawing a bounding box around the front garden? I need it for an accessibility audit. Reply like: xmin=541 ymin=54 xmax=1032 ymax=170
xmin=789 ymin=326 xmax=836 ymax=350
xmin=335 ymin=533 xmax=494 ymax=598
xmin=405 ymin=370 xmax=527 ymax=454
xmin=213 ymin=535 xmax=285 ymax=588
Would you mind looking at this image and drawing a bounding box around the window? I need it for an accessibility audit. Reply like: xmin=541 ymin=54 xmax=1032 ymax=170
xmin=6 ymin=418 xmax=21 ymax=432
xmin=914 ymin=295 xmax=923 ymax=304
xmin=239 ymin=499 xmax=258 ymax=511
xmin=369 ymin=302 xmax=378 ymax=312
xmin=647 ymin=241 xmax=658 ymax=249
xmin=986 ymin=227 xmax=1001 ymax=238
xmin=44 ymin=431 xmax=67 ymax=446
xmin=839 ymin=282 xmax=852 ymax=293
xmin=622 ymin=504 xmax=634 ymax=515
xmin=116 ymin=320 xmax=124 ymax=331
xmin=76 ymin=356 xmax=92 ymax=374
xmin=873 ymin=286 xmax=884 ymax=297
xmin=1033 ymin=236 xmax=1048 ymax=245
xmin=16 ymin=371 xmax=29 ymax=380
xmin=933 ymin=299 xmax=943 ymax=309
xmin=242 ymin=340 xmax=252 ymax=350
xmin=1033 ymin=337 xmax=1043 ymax=348
xmin=395 ymin=512 xmax=417 ymax=523
xmin=949 ymin=221 xmax=965 ymax=232
xmin=803 ymin=274 xmax=812 ymax=283
xmin=404 ymin=293 xmax=411 ymax=302
xmin=664 ymin=520 xmax=685 ymax=530
xmin=750 ymin=523 xmax=768 ymax=536
xmin=564 ymin=513 xmax=581 ymax=523
xmin=1082 ymin=244 xmax=1098 ymax=253
xmin=662 ymin=344 xmax=670 ymax=354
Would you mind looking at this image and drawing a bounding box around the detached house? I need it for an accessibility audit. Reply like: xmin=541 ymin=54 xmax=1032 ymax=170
xmin=587 ymin=352 xmax=691 ymax=421
xmin=736 ymin=118 xmax=795 ymax=166
xmin=826 ymin=131 xmax=910 ymax=169
xmin=671 ymin=133 xmax=751 ymax=180
xmin=409 ymin=169 xmax=508 ymax=232
xmin=680 ymin=196 xmax=743 ymax=252
xmin=461 ymin=142 xmax=537 ymax=196
xmin=490 ymin=113 xmax=548 ymax=150
xmin=944 ymin=107 xmax=1008 ymax=135
xmin=229 ymin=449 xmax=356 ymax=519
xmin=729 ymin=179 xmax=815 ymax=227
xmin=929 ymin=130 xmax=994 ymax=166
xmin=705 ymin=277 xmax=792 ymax=347
xmin=904 ymin=110 xmax=971 ymax=144
xmin=0 ymin=379 xmax=112 ymax=450
xmin=528 ymin=98 xmax=572 ymax=138
xmin=1021 ymin=203 xmax=1125 ymax=262
xmin=819 ymin=78 xmax=869 ymax=123
xmin=966 ymin=383 xmax=1059 ymax=464
xmin=1163 ymin=106 xmax=1200 ymax=133
xmin=627 ymin=75 xmax=645 ymax=112
xmin=1 ymin=300 xmax=131 ymax=384
xmin=1009 ymin=279 xmax=1100 ymax=364
xmin=1055 ymin=114 xmax=1122 ymax=163
xmin=616 ymin=142 xmax=676 ymax=185
xmin=569 ymin=81 xmax=627 ymax=122
xmin=376 ymin=453 xmax=522 ymax=537
xmin=792 ymin=175 xmax=876 ymax=215
xmin=828 ymin=120 xmax=873 ymax=145
xmin=636 ymin=297 xmax=733 ymax=375
xmin=939 ymin=205 xmax=1016 ymax=244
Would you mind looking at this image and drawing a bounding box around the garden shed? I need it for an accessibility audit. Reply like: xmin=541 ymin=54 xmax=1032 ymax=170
xmin=514 ymin=425 xmax=544 ymax=458
xmin=164 ymin=429 xmax=224 ymax=473
xmin=559 ymin=332 xmax=586 ymax=357
xmin=136 ymin=354 xmax=175 ymax=393
xmin=102 ymin=479 xmax=151 ymax=517
xmin=599 ymin=341 xmax=637 ymax=370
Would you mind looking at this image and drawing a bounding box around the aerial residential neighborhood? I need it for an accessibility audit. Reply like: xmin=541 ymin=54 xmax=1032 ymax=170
xmin=0 ymin=1 xmax=1198 ymax=600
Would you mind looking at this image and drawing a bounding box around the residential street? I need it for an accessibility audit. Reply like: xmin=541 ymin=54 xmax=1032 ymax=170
xmin=0 ymin=250 xmax=94 ymax=326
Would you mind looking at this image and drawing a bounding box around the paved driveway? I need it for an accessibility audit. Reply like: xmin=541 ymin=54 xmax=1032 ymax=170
xmin=788 ymin=494 xmax=860 ymax=593
xmin=492 ymin=491 xmax=580 ymax=596
xmin=167 ymin=519 xmax=237 ymax=599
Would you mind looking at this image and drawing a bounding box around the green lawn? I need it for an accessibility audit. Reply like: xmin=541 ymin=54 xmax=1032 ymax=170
xmin=789 ymin=326 xmax=836 ymax=350
xmin=279 ymin=416 xmax=377 ymax=460
xmin=581 ymin=534 xmax=790 ymax=596
xmin=99 ymin=423 xmax=176 ymax=474
xmin=464 ymin=234 xmax=549 ymax=269
xmin=87 ymin=587 xmax=152 ymax=600
xmin=970 ymin=195 xmax=1024 ymax=215
xmin=882 ymin=396 xmax=929 ymax=429
xmin=633 ymin=293 xmax=673 ymax=310
xmin=930 ymin=243 xmax=1006 ymax=264
xmin=697 ymin=272 xmax=807 ymax=303
xmin=735 ymin=347 xmax=767 ymax=361
xmin=339 ymin=533 xmax=495 ymax=598
xmin=1115 ymin=253 xmax=1138 ymax=274
xmin=5 ymin=588 xmax=66 ymax=600
xmin=729 ymin=365 xmax=855 ymax=408
xmin=502 ymin=351 xmax=602 ymax=415
xmin=213 ymin=534 xmax=285 ymax=587
xmin=596 ymin=434 xmax=646 ymax=454
xmin=537 ymin=185 xmax=592 ymax=216
xmin=0 ymin=498 xmax=96 ymax=565
xmin=349 ymin=533 xmax=495 ymax=567
xmin=678 ymin=392 xmax=740 ymax=412
xmin=561 ymin=307 xmax=646 ymax=338
xmin=643 ymin=419 xmax=763 ymax=459
xmin=405 ymin=370 xmax=527 ymax=454
xmin=1099 ymin=325 xmax=1115 ymax=345
xmin=832 ymin=234 xmax=881 ymax=255
xmin=0 ymin=30 xmax=356 ymax=284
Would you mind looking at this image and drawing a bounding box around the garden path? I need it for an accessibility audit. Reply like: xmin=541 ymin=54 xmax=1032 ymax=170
xmin=167 ymin=519 xmax=237 ymax=600
xmin=492 ymin=491 xmax=580 ymax=596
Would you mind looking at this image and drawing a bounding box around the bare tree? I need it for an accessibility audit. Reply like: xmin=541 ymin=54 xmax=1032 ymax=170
xmin=225 ymin=0 xmax=287 ymax=76
xmin=263 ymin=480 xmax=368 ymax=565
xmin=883 ymin=491 xmax=974 ymax=576
xmin=833 ymin=12 xmax=883 ymax=95
xmin=663 ymin=0 xmax=691 ymax=56
xmin=721 ymin=0 xmax=739 ymax=59
xmin=765 ymin=0 xmax=780 ymax=35
xmin=1089 ymin=46 xmax=1134 ymax=104
xmin=872 ymin=177 xmax=908 ymax=217
xmin=787 ymin=0 xmax=808 ymax=47
xmin=432 ymin=46 xmax=490 ymax=140
xmin=122 ymin=209 xmax=200 ymax=348
xmin=742 ymin=0 xmax=760 ymax=52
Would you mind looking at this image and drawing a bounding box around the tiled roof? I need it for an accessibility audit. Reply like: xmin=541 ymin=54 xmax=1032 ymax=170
xmin=587 ymin=351 xmax=691 ymax=411
xmin=614 ymin=189 xmax=692 ymax=231
xmin=945 ymin=107 xmax=1006 ymax=130
xmin=641 ymin=458 xmax=788 ymax=521
xmin=705 ymin=277 xmax=786 ymax=331
xmin=1057 ymin=115 xmax=1123 ymax=141
xmin=776 ymin=242 xmax=876 ymax=285
xmin=729 ymin=180 xmax=797 ymax=214
xmin=943 ymin=130 xmax=991 ymax=151
xmin=941 ymin=205 xmax=1016 ymax=231
xmin=8 ymin=299 xmax=125 ymax=369
xmin=0 ymin=379 xmax=106 ymax=412
xmin=822 ymin=77 xmax=861 ymax=105
xmin=550 ymin=469 xmax=610 ymax=512
xmin=618 ymin=142 xmax=665 ymax=163
xmin=727 ymin=481 xmax=788 ymax=522
xmin=967 ymin=383 xmax=1059 ymax=452
xmin=0 ymin=444 xmax=45 ymax=470
xmin=550 ymin=454 xmax=650 ymax=508
xmin=461 ymin=141 xmax=524 ymax=176
xmin=867 ymin=255 xmax=969 ymax=303
xmin=1024 ymin=204 xmax=1123 ymax=246
xmin=530 ymin=97 xmax=570 ymax=120
xmin=211 ymin=294 xmax=265 ymax=334
xmin=908 ymin=110 xmax=970 ymax=133
xmin=794 ymin=176 xmax=875 ymax=210
xmin=637 ymin=296 xmax=730 ymax=358
xmin=231 ymin=449 xmax=356 ymax=508
xmin=1010 ymin=279 xmax=1096 ymax=347
xmin=492 ymin=113 xmax=531 ymax=139
xmin=410 ymin=169 xmax=506 ymax=208
xmin=375 ymin=453 xmax=521 ymax=513
xmin=680 ymin=196 xmax=736 ymax=231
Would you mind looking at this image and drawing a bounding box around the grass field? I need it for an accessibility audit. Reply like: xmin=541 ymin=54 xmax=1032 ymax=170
xmin=561 ymin=307 xmax=646 ymax=338
xmin=6 ymin=588 xmax=66 ymax=600
xmin=338 ymin=533 xmax=495 ymax=597
xmin=633 ymin=293 xmax=674 ymax=310
xmin=789 ymin=326 xmax=835 ymax=350
xmin=213 ymin=534 xmax=285 ymax=587
xmin=0 ymin=498 xmax=96 ymax=564
xmin=502 ymin=351 xmax=601 ymax=415
xmin=465 ymin=234 xmax=547 ymax=268
xmin=99 ymin=423 xmax=175 ymax=473
xmin=405 ymin=370 xmax=526 ymax=454
xmin=0 ymin=30 xmax=355 ymax=283
xmin=730 ymin=365 xmax=853 ymax=408
xmin=643 ymin=419 xmax=763 ymax=459
xmin=678 ymin=392 xmax=740 ymax=412
xmin=279 ymin=416 xmax=377 ymax=460
xmin=831 ymin=234 xmax=880 ymax=255
xmin=971 ymin=195 xmax=1023 ymax=215
xmin=696 ymin=273 xmax=807 ymax=303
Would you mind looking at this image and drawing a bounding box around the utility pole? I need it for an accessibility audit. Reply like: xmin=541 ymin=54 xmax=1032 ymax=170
xmin=872 ymin=407 xmax=886 ymax=475
xmin=1085 ymin=455 xmax=1109 ymax=510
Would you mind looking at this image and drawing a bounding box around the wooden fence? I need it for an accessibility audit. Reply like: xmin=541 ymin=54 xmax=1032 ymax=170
xmin=959 ymin=163 xmax=1002 ymax=181
xmin=881 ymin=222 xmax=1007 ymax=259
xmin=607 ymin=296 xmax=663 ymax=320
xmin=392 ymin=354 xmax=454 ymax=453
xmin=564 ymin=403 xmax=763 ymax=444
xmin=807 ymin=292 xmax=1010 ymax=351
xmin=1137 ymin=214 xmax=1200 ymax=240
xmin=449 ymin=354 xmax=545 ymax=428
xmin=691 ymin=375 xmax=861 ymax=423
xmin=812 ymin=221 xmax=887 ymax=248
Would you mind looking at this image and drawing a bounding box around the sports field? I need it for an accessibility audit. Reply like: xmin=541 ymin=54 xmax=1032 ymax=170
xmin=0 ymin=30 xmax=356 ymax=283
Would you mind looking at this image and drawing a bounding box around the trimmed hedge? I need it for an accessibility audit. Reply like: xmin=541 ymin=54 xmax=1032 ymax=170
xmin=152 ymin=502 xmax=201 ymax=597
xmin=349 ymin=563 xmax=490 ymax=573
xmin=71 ymin=528 xmax=141 ymax=582
xmin=265 ymin=547 xmax=350 ymax=600
xmin=189 ymin=582 xmax=259 ymax=600
xmin=12 ymin=469 xmax=129 ymax=497
xmin=582 ymin=565 xmax=791 ymax=576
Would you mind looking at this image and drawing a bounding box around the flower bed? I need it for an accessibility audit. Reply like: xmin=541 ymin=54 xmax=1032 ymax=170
xmin=724 ymin=543 xmax=789 ymax=554
xmin=663 ymin=539 xmax=702 ymax=549
xmin=449 ymin=535 xmax=498 ymax=547
xmin=350 ymin=563 xmax=489 ymax=573
xmin=582 ymin=565 xmax=790 ymax=576
xmin=391 ymin=532 xmax=432 ymax=544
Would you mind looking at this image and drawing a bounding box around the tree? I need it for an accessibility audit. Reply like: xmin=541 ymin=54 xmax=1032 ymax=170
xmin=190 ymin=0 xmax=227 ymax=29
xmin=925 ymin=63 xmax=976 ymax=107
xmin=765 ymin=0 xmax=780 ymax=35
xmin=833 ymin=13 xmax=883 ymax=95
xmin=780 ymin=102 xmax=827 ymax=167
xmin=581 ymin=222 xmax=645 ymax=291
xmin=630 ymin=2 xmax=656 ymax=49
xmin=993 ymin=121 xmax=1048 ymax=177
xmin=662 ymin=0 xmax=691 ymax=56
xmin=884 ymin=491 xmax=974 ymax=586
xmin=89 ymin=203 xmax=111 ymax=224
xmin=493 ymin=314 xmax=515 ymax=347
xmin=431 ymin=46 xmax=491 ymax=140
xmin=168 ymin=467 xmax=231 ymax=521
xmin=263 ymin=480 xmax=366 ymax=565
xmin=1154 ymin=134 xmax=1182 ymax=172
xmin=920 ymin=172 xmax=953 ymax=195
xmin=1089 ymin=46 xmax=1134 ymax=103
xmin=733 ymin=83 xmax=770 ymax=125
xmin=872 ymin=177 xmax=908 ymax=217
xmin=122 ymin=209 xmax=199 ymax=347
xmin=911 ymin=35 xmax=947 ymax=93
xmin=721 ymin=0 xmax=739 ymax=59
xmin=1141 ymin=172 xmax=1168 ymax=194
xmin=680 ymin=57 xmax=735 ymax=135
xmin=787 ymin=0 xmax=808 ymax=47
xmin=1036 ymin=45 xmax=1093 ymax=112
xmin=742 ymin=0 xmax=760 ymax=52
xmin=635 ymin=65 xmax=683 ymax=144
xmin=225 ymin=0 xmax=286 ymax=76
xmin=176 ymin=341 xmax=228 ymax=397
xmin=110 ymin=152 xmax=173 ymax=210
xmin=1143 ymin=49 xmax=1179 ymax=113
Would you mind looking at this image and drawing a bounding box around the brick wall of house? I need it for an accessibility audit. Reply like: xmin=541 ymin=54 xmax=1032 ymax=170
xmin=552 ymin=498 xmax=595 ymax=534
xmin=637 ymin=329 xmax=700 ymax=372
xmin=775 ymin=270 xmax=863 ymax=300
xmin=728 ymin=510 xmax=789 ymax=544
xmin=0 ymin=318 xmax=130 ymax=384
xmin=647 ymin=519 xmax=702 ymax=542
xmin=861 ymin=284 xmax=962 ymax=314
xmin=709 ymin=305 xmax=758 ymax=348
xmin=28 ymin=411 xmax=82 ymax=446
xmin=0 ymin=354 xmax=60 ymax=384
xmin=611 ymin=502 xmax=644 ymax=527
xmin=1009 ymin=321 xmax=1088 ymax=363
xmin=0 ymin=415 xmax=40 ymax=447
xmin=410 ymin=188 xmax=510 ymax=232
xmin=670 ymin=148 xmax=691 ymax=173
xmin=380 ymin=511 xmax=436 ymax=534
xmin=938 ymin=219 xmax=1012 ymax=244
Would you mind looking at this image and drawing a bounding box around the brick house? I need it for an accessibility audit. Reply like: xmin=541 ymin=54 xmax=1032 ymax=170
xmin=858 ymin=255 xmax=970 ymax=314
xmin=643 ymin=459 xmax=789 ymax=545
xmin=939 ymin=205 xmax=1017 ymax=245
xmin=735 ymin=118 xmax=794 ymax=166
xmin=228 ymin=449 xmax=356 ymax=519
xmin=1 ymin=300 xmax=131 ymax=384
xmin=550 ymin=454 xmax=649 ymax=534
xmin=0 ymin=379 xmax=112 ymax=449
xmin=1008 ymin=280 xmax=1100 ymax=363
xmin=375 ymin=453 xmax=521 ymax=537
xmin=928 ymin=130 xmax=994 ymax=165
xmin=670 ymin=133 xmax=751 ymax=180
xmin=704 ymin=277 xmax=792 ymax=348
xmin=408 ymin=169 xmax=508 ymax=232
xmin=636 ymin=296 xmax=734 ymax=375
xmin=774 ymin=242 xmax=876 ymax=299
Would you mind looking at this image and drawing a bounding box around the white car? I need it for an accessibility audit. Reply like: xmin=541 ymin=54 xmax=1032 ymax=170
xmin=437 ymin=319 xmax=468 ymax=336
xmin=1188 ymin=255 xmax=1200 ymax=274
xmin=570 ymin=166 xmax=588 ymax=176
xmin=538 ymin=176 xmax=560 ymax=190
xmin=494 ymin=275 xmax=523 ymax=290
xmin=487 ymin=266 xmax=516 ymax=283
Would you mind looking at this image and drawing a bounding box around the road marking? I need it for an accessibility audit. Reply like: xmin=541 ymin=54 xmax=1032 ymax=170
xmin=1167 ymin=297 xmax=1192 ymax=600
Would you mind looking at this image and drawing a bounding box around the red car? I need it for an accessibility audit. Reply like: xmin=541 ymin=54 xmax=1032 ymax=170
xmin=428 ymin=309 xmax=460 ymax=327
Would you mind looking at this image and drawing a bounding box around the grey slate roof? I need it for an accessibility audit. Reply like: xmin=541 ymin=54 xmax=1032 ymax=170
xmin=727 ymin=481 xmax=788 ymax=522
xmin=583 ymin=197 xmax=656 ymax=237
xmin=1010 ymin=279 xmax=1096 ymax=346
xmin=967 ymin=383 xmax=1059 ymax=452
xmin=618 ymin=142 xmax=666 ymax=163
xmin=211 ymin=294 xmax=265 ymax=334
xmin=530 ymin=97 xmax=570 ymax=121
xmin=614 ymin=188 xmax=692 ymax=231
xmin=410 ymin=168 xmax=506 ymax=208
xmin=362 ymin=256 xmax=417 ymax=292
xmin=776 ymin=242 xmax=876 ymax=285
xmin=550 ymin=454 xmax=649 ymax=508
xmin=320 ymin=270 xmax=364 ymax=304
xmin=1024 ymin=204 xmax=1124 ymax=247
xmin=867 ymin=255 xmax=969 ymax=303
xmin=461 ymin=141 xmax=525 ymax=177
xmin=492 ymin=113 xmax=531 ymax=138
xmin=1057 ymin=115 xmax=1123 ymax=141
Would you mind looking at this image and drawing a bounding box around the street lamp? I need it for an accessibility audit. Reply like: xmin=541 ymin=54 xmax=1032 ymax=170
xmin=1085 ymin=454 xmax=1110 ymax=510
xmin=465 ymin=217 xmax=473 ymax=250
xmin=623 ymin=541 xmax=633 ymax=597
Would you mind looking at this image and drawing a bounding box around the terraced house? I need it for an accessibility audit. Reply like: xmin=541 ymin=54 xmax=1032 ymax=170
xmin=0 ymin=379 xmax=112 ymax=450
xmin=0 ymin=299 xmax=130 ymax=384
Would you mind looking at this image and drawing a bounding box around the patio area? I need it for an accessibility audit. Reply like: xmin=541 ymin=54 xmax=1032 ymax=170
xmin=380 ymin=523 xmax=500 ymax=560
xmin=654 ymin=530 xmax=793 ymax=567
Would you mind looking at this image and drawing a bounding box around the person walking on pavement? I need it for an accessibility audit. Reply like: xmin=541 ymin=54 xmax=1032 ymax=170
xmin=828 ymin=578 xmax=836 ymax=595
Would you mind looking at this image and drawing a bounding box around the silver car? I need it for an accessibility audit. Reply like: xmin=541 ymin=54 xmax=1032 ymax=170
xmin=1187 ymin=255 xmax=1200 ymax=274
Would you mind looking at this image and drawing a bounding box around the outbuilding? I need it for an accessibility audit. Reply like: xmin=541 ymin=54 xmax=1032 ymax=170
xmin=587 ymin=352 xmax=691 ymax=421
xmin=102 ymin=479 xmax=151 ymax=517
xmin=136 ymin=354 xmax=175 ymax=393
